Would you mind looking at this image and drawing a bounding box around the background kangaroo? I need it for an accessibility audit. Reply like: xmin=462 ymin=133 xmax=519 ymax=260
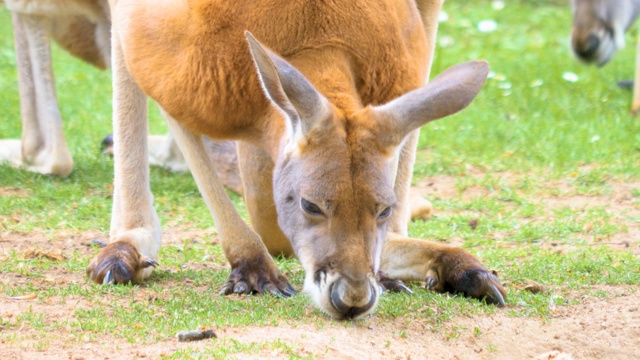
xmin=0 ymin=0 xmax=247 ymax=190
xmin=0 ymin=0 xmax=111 ymax=177
xmin=570 ymin=0 xmax=640 ymax=112
xmin=89 ymin=0 xmax=506 ymax=320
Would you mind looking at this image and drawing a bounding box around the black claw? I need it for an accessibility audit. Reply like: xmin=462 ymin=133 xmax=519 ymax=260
xmin=142 ymin=258 xmax=159 ymax=268
xmin=282 ymin=284 xmax=297 ymax=297
xmin=426 ymin=277 xmax=437 ymax=290
xmin=397 ymin=282 xmax=414 ymax=294
xmin=379 ymin=279 xmax=413 ymax=294
xmin=267 ymin=287 xmax=285 ymax=298
xmin=91 ymin=239 xmax=107 ymax=248
xmin=234 ymin=281 xmax=249 ymax=295
xmin=486 ymin=283 xmax=506 ymax=307
xmin=219 ymin=284 xmax=233 ymax=296
xmin=377 ymin=272 xmax=412 ymax=293
xmin=103 ymin=270 xmax=114 ymax=285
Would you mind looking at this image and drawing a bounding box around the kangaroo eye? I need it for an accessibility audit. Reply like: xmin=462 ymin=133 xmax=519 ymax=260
xmin=301 ymin=198 xmax=324 ymax=216
xmin=378 ymin=206 xmax=392 ymax=220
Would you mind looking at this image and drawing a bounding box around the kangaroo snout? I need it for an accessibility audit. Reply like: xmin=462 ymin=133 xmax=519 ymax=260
xmin=573 ymin=33 xmax=600 ymax=60
xmin=329 ymin=276 xmax=379 ymax=319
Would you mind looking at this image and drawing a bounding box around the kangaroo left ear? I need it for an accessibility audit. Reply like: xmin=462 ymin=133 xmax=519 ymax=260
xmin=373 ymin=61 xmax=489 ymax=147
xmin=245 ymin=31 xmax=331 ymax=137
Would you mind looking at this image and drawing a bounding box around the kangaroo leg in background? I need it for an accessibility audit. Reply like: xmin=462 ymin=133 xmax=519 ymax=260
xmin=0 ymin=13 xmax=73 ymax=177
xmin=101 ymin=131 xmax=243 ymax=193
xmin=387 ymin=0 xmax=442 ymax=235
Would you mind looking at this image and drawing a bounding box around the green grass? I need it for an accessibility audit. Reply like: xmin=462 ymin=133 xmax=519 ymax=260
xmin=1 ymin=0 xmax=640 ymax=357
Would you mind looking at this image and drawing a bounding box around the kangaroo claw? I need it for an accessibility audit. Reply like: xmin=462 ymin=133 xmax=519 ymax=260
xmin=219 ymin=258 xmax=295 ymax=298
xmin=377 ymin=271 xmax=413 ymax=294
xmin=103 ymin=270 xmax=114 ymax=285
xmin=485 ymin=283 xmax=506 ymax=307
xmin=425 ymin=276 xmax=438 ymax=290
xmin=87 ymin=239 xmax=155 ymax=285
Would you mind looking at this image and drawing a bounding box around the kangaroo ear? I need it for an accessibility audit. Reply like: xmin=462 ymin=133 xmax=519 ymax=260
xmin=373 ymin=61 xmax=489 ymax=147
xmin=245 ymin=31 xmax=331 ymax=136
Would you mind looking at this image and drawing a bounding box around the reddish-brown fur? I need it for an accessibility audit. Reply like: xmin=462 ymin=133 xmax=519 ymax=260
xmin=119 ymin=0 xmax=426 ymax=143
xmin=92 ymin=0 xmax=507 ymax=319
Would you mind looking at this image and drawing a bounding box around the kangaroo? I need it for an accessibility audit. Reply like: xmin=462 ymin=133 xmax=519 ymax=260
xmin=0 ymin=0 xmax=111 ymax=177
xmin=570 ymin=0 xmax=640 ymax=112
xmin=1 ymin=0 xmax=246 ymax=189
xmin=88 ymin=0 xmax=507 ymax=320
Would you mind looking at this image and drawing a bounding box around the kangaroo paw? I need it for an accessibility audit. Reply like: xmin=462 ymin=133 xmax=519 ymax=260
xmin=219 ymin=258 xmax=296 ymax=297
xmin=86 ymin=239 xmax=157 ymax=285
xmin=377 ymin=271 xmax=413 ymax=294
xmin=427 ymin=248 xmax=506 ymax=307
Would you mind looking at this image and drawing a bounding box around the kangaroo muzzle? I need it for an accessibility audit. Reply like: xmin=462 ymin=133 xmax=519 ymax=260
xmin=329 ymin=276 xmax=378 ymax=319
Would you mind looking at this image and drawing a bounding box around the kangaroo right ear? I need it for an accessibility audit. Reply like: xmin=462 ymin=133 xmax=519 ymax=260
xmin=245 ymin=31 xmax=331 ymax=137
xmin=373 ymin=61 xmax=489 ymax=148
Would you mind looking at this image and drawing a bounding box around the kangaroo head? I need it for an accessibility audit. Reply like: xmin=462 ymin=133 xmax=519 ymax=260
xmin=246 ymin=32 xmax=488 ymax=319
xmin=570 ymin=0 xmax=640 ymax=66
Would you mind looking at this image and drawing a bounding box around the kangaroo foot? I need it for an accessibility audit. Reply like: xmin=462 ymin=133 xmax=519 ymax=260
xmin=86 ymin=238 xmax=157 ymax=284
xmin=426 ymin=247 xmax=506 ymax=306
xmin=219 ymin=257 xmax=296 ymax=297
xmin=377 ymin=271 xmax=413 ymax=293
xmin=0 ymin=139 xmax=73 ymax=177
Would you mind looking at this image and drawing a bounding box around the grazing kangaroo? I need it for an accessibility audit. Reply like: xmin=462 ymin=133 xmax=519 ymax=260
xmin=89 ymin=0 xmax=506 ymax=319
xmin=570 ymin=0 xmax=640 ymax=112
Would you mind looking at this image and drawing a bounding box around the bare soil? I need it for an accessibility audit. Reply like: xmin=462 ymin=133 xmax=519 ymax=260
xmin=1 ymin=175 xmax=639 ymax=359
xmin=1 ymin=284 xmax=638 ymax=359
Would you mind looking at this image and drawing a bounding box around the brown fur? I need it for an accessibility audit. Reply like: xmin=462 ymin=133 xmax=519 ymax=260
xmin=50 ymin=14 xmax=108 ymax=69
xmin=118 ymin=0 xmax=427 ymax=143
xmin=93 ymin=0 xmax=506 ymax=319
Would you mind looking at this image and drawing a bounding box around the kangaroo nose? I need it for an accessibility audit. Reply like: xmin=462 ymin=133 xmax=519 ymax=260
xmin=329 ymin=277 xmax=378 ymax=319
xmin=575 ymin=34 xmax=600 ymax=60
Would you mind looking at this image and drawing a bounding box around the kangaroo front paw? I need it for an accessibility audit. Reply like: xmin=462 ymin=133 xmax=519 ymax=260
xmin=427 ymin=248 xmax=506 ymax=307
xmin=219 ymin=258 xmax=296 ymax=297
xmin=86 ymin=240 xmax=157 ymax=285
xmin=377 ymin=271 xmax=413 ymax=294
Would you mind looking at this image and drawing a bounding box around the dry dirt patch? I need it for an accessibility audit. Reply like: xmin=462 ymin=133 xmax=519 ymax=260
xmin=1 ymin=286 xmax=638 ymax=359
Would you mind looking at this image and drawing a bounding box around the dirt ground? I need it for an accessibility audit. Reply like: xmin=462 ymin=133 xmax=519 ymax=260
xmin=1 ymin=175 xmax=639 ymax=359
xmin=1 ymin=283 xmax=638 ymax=359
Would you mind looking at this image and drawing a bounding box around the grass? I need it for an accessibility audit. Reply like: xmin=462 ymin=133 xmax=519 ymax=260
xmin=1 ymin=0 xmax=640 ymax=357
